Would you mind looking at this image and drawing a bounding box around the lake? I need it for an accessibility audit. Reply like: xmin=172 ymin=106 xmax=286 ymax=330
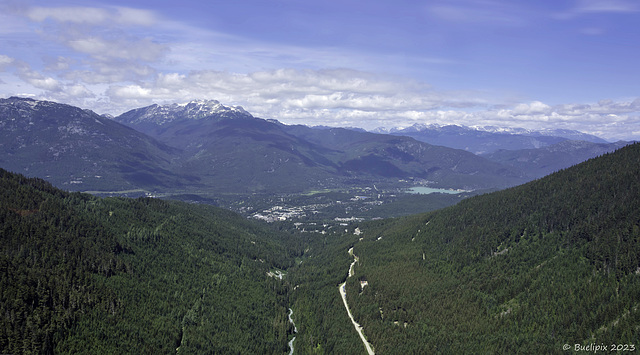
xmin=406 ymin=187 xmax=464 ymax=195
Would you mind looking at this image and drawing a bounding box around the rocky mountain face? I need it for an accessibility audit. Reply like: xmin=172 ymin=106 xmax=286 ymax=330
xmin=115 ymin=100 xmax=253 ymax=138
xmin=0 ymin=97 xmax=195 ymax=191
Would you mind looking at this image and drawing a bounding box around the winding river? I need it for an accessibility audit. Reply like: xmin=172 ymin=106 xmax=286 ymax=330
xmin=339 ymin=247 xmax=375 ymax=355
xmin=288 ymin=308 xmax=297 ymax=355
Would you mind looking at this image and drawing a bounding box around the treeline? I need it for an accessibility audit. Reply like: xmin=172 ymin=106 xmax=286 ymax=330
xmin=0 ymin=168 xmax=300 ymax=354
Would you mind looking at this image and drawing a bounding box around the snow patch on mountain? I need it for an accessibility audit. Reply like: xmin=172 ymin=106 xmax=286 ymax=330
xmin=117 ymin=99 xmax=252 ymax=126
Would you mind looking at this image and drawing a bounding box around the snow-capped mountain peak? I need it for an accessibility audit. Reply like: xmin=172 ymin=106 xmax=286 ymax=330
xmin=116 ymin=99 xmax=252 ymax=126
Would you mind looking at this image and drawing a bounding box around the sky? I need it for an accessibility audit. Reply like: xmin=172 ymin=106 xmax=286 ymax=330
xmin=0 ymin=0 xmax=639 ymax=141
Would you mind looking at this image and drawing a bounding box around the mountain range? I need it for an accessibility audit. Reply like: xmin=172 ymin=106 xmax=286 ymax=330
xmin=0 ymin=97 xmax=198 ymax=191
xmin=0 ymin=97 xmax=631 ymax=202
xmin=0 ymin=97 xmax=522 ymax=195
xmin=373 ymin=123 xmax=609 ymax=154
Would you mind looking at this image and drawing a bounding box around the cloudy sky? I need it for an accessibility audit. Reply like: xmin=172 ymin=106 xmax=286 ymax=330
xmin=1 ymin=0 xmax=639 ymax=140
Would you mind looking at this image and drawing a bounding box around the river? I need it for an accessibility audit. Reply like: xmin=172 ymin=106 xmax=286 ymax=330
xmin=288 ymin=307 xmax=297 ymax=355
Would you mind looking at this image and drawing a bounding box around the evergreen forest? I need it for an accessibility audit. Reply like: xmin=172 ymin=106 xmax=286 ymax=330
xmin=2 ymin=142 xmax=640 ymax=354
xmin=0 ymin=169 xmax=300 ymax=354
xmin=328 ymin=142 xmax=640 ymax=353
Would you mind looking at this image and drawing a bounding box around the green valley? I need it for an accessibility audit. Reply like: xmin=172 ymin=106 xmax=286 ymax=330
xmin=2 ymin=114 xmax=639 ymax=353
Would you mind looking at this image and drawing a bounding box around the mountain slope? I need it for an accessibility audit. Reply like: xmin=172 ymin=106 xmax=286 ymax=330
xmin=375 ymin=123 xmax=607 ymax=154
xmin=115 ymin=100 xmax=254 ymax=148
xmin=482 ymin=139 xmax=633 ymax=178
xmin=115 ymin=102 xmax=527 ymax=192
xmin=3 ymin=97 xmax=525 ymax=197
xmin=293 ymin=142 xmax=640 ymax=353
xmin=0 ymin=168 xmax=297 ymax=353
xmin=0 ymin=97 xmax=196 ymax=191
xmin=116 ymin=102 xmax=344 ymax=192
xmin=173 ymin=117 xmax=344 ymax=193
xmin=283 ymin=125 xmax=528 ymax=189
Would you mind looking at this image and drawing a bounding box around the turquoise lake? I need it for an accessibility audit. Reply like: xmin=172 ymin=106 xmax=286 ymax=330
xmin=407 ymin=187 xmax=464 ymax=195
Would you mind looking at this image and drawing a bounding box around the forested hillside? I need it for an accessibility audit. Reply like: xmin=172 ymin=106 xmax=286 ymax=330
xmin=0 ymin=169 xmax=299 ymax=354
xmin=343 ymin=142 xmax=640 ymax=353
xmin=289 ymin=143 xmax=640 ymax=354
xmin=3 ymin=142 xmax=639 ymax=354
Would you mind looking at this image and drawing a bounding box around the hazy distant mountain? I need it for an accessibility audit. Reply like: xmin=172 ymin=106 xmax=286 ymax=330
xmin=0 ymin=97 xmax=195 ymax=191
xmin=281 ymin=124 xmax=527 ymax=189
xmin=373 ymin=123 xmax=608 ymax=154
xmin=481 ymin=139 xmax=633 ymax=178
xmin=479 ymin=126 xmax=609 ymax=142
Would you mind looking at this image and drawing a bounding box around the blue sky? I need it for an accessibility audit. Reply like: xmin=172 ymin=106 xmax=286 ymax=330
xmin=1 ymin=0 xmax=639 ymax=140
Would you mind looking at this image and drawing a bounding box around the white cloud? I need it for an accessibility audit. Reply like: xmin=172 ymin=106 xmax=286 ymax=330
xmin=43 ymin=56 xmax=74 ymax=71
xmin=465 ymin=99 xmax=640 ymax=140
xmin=65 ymin=84 xmax=94 ymax=98
xmin=62 ymin=61 xmax=156 ymax=84
xmin=0 ymin=54 xmax=14 ymax=69
xmin=12 ymin=4 xmax=167 ymax=86
xmin=94 ymin=67 xmax=640 ymax=140
xmin=27 ymin=6 xmax=158 ymax=26
xmin=66 ymin=36 xmax=166 ymax=62
xmin=4 ymin=53 xmax=639 ymax=140
xmin=16 ymin=64 xmax=62 ymax=91
xmin=512 ymin=101 xmax=552 ymax=115
xmin=109 ymin=85 xmax=154 ymax=99
xmin=103 ymin=68 xmax=484 ymax=115
xmin=112 ymin=7 xmax=158 ymax=26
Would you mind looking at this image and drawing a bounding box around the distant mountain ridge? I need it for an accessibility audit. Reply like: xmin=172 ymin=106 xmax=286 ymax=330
xmin=477 ymin=126 xmax=608 ymax=141
xmin=482 ymin=139 xmax=632 ymax=178
xmin=373 ymin=123 xmax=609 ymax=154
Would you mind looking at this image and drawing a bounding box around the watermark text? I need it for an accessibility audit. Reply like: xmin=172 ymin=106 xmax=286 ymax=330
xmin=563 ymin=343 xmax=636 ymax=353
